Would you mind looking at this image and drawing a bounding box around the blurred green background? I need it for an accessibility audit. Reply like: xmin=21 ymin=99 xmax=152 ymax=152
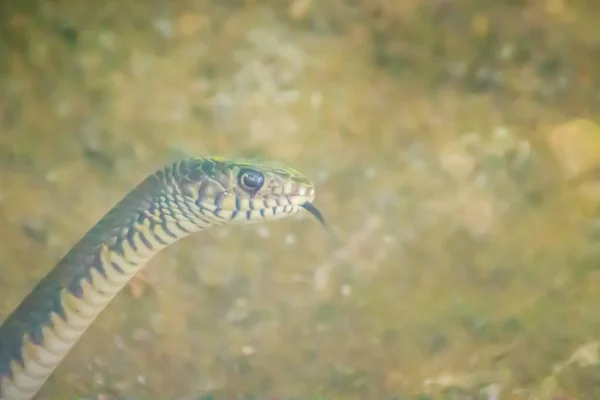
xmin=2 ymin=0 xmax=600 ymax=399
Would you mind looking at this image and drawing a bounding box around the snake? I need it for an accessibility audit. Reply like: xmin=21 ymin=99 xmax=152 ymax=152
xmin=0 ymin=156 xmax=327 ymax=400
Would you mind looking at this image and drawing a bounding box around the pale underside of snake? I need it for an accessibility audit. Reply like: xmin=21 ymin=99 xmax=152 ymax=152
xmin=0 ymin=156 xmax=327 ymax=399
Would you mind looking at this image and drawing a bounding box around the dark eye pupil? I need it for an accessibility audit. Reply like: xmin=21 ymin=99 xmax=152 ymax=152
xmin=239 ymin=170 xmax=264 ymax=190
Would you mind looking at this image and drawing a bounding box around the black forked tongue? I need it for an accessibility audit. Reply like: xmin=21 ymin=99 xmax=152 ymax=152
xmin=300 ymin=201 xmax=339 ymax=245
xmin=301 ymin=201 xmax=330 ymax=230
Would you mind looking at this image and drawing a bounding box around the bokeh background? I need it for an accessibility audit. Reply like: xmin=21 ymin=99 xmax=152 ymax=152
xmin=2 ymin=1 xmax=600 ymax=399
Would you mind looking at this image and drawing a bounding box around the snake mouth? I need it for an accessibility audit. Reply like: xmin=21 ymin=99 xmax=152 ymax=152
xmin=300 ymin=201 xmax=328 ymax=228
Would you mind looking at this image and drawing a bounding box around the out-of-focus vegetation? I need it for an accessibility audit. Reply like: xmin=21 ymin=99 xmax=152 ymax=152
xmin=2 ymin=0 xmax=600 ymax=399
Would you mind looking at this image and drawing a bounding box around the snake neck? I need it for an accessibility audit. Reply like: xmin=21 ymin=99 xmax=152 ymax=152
xmin=0 ymin=161 xmax=219 ymax=400
xmin=50 ymin=159 xmax=220 ymax=297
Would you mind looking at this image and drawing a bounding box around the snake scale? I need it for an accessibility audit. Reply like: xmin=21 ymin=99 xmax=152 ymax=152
xmin=0 ymin=156 xmax=326 ymax=399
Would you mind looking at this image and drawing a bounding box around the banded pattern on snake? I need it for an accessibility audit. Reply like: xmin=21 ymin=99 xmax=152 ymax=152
xmin=0 ymin=157 xmax=326 ymax=399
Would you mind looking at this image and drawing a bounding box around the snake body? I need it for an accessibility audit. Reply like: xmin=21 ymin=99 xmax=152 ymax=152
xmin=0 ymin=157 xmax=323 ymax=399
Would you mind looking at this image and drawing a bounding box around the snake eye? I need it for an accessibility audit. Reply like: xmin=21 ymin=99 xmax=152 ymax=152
xmin=238 ymin=169 xmax=265 ymax=191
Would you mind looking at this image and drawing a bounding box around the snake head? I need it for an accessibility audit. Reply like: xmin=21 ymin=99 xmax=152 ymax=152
xmin=178 ymin=157 xmax=326 ymax=227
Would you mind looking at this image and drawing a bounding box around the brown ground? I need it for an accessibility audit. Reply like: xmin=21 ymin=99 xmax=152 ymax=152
xmin=2 ymin=1 xmax=600 ymax=399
